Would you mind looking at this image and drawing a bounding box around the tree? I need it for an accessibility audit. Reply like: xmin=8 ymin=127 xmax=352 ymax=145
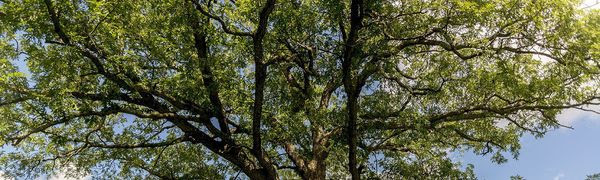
xmin=510 ymin=175 xmax=526 ymax=180
xmin=588 ymin=173 xmax=600 ymax=180
xmin=0 ymin=0 xmax=598 ymax=179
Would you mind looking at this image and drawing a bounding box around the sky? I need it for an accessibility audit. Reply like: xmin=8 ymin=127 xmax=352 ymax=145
xmin=459 ymin=110 xmax=600 ymax=180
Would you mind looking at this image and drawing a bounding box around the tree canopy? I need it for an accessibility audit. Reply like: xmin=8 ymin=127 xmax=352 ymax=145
xmin=0 ymin=0 xmax=598 ymax=179
xmin=588 ymin=173 xmax=600 ymax=180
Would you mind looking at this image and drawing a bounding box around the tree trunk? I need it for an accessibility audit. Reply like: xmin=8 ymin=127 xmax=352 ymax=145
xmin=346 ymin=95 xmax=360 ymax=180
xmin=304 ymin=161 xmax=327 ymax=180
xmin=341 ymin=0 xmax=364 ymax=179
xmin=306 ymin=128 xmax=330 ymax=180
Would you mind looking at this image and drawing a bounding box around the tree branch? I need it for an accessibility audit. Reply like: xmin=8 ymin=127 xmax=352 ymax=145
xmin=43 ymin=0 xmax=70 ymax=44
xmin=190 ymin=0 xmax=253 ymax=37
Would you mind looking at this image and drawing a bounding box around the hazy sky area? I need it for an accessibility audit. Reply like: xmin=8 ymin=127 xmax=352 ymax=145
xmin=460 ymin=1 xmax=600 ymax=180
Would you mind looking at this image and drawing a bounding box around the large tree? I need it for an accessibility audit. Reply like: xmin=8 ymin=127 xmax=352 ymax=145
xmin=0 ymin=0 xmax=598 ymax=179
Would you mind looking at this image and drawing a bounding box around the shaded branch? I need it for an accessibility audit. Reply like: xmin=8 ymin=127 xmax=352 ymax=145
xmin=190 ymin=0 xmax=253 ymax=37
xmin=43 ymin=0 xmax=70 ymax=44
xmin=85 ymin=137 xmax=188 ymax=149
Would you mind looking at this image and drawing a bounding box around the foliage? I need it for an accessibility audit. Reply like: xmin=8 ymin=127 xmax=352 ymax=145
xmin=510 ymin=175 xmax=526 ymax=180
xmin=0 ymin=0 xmax=598 ymax=179
xmin=587 ymin=173 xmax=600 ymax=180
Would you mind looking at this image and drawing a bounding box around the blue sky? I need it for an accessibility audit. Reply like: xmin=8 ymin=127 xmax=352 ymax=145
xmin=460 ymin=111 xmax=600 ymax=180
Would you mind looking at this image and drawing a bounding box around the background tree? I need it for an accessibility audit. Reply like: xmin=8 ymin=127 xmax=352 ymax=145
xmin=0 ymin=0 xmax=598 ymax=179
xmin=588 ymin=173 xmax=600 ymax=180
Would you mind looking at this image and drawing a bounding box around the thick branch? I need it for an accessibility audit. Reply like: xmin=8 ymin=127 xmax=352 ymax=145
xmin=43 ymin=0 xmax=70 ymax=44
xmin=190 ymin=14 xmax=231 ymax=135
xmin=342 ymin=0 xmax=364 ymax=179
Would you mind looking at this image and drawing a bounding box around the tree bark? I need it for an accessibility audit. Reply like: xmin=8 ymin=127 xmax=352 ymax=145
xmin=342 ymin=0 xmax=364 ymax=179
xmin=284 ymin=128 xmax=330 ymax=180
xmin=250 ymin=0 xmax=278 ymax=179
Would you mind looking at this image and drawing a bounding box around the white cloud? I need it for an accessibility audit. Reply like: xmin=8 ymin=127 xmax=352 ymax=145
xmin=0 ymin=168 xmax=90 ymax=180
xmin=47 ymin=171 xmax=91 ymax=180
xmin=556 ymin=105 xmax=600 ymax=128
xmin=552 ymin=173 xmax=565 ymax=180
xmin=556 ymin=108 xmax=589 ymax=127
xmin=0 ymin=171 xmax=14 ymax=180
xmin=581 ymin=0 xmax=600 ymax=9
xmin=493 ymin=105 xmax=600 ymax=129
xmin=39 ymin=164 xmax=91 ymax=180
